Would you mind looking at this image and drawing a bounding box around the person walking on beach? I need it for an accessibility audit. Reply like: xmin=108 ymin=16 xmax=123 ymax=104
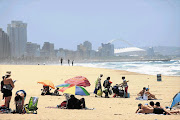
xmin=68 ymin=59 xmax=70 ymax=66
xmin=60 ymin=58 xmax=63 ymax=66
xmin=72 ymin=60 xmax=74 ymax=66
xmin=94 ymin=74 xmax=103 ymax=97
xmin=103 ymin=77 xmax=112 ymax=98
xmin=3 ymin=72 xmax=14 ymax=109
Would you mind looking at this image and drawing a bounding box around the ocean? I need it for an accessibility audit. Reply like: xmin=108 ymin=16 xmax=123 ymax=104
xmin=76 ymin=60 xmax=180 ymax=76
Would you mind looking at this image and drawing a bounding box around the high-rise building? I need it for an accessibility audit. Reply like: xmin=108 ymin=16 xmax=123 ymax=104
xmin=98 ymin=43 xmax=114 ymax=56
xmin=26 ymin=42 xmax=40 ymax=57
xmin=7 ymin=21 xmax=27 ymax=57
xmin=83 ymin=41 xmax=92 ymax=51
xmin=0 ymin=28 xmax=11 ymax=58
xmin=41 ymin=42 xmax=55 ymax=57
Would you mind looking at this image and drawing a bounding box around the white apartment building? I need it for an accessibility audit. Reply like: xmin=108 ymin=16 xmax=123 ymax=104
xmin=7 ymin=21 xmax=27 ymax=57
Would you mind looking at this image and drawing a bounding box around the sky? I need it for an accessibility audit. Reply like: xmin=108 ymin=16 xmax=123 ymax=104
xmin=0 ymin=0 xmax=180 ymax=50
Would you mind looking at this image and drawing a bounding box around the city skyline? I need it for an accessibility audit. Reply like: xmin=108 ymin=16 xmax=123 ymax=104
xmin=0 ymin=0 xmax=180 ymax=50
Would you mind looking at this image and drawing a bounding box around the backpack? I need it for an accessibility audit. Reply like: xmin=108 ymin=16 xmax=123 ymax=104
xmin=103 ymin=80 xmax=109 ymax=88
xmin=1 ymin=80 xmax=4 ymax=93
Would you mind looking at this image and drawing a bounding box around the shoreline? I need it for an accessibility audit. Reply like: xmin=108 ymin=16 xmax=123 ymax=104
xmin=0 ymin=64 xmax=180 ymax=77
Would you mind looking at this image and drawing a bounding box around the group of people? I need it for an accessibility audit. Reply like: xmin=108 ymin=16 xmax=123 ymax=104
xmin=41 ymin=86 xmax=60 ymax=96
xmin=137 ymin=87 xmax=157 ymax=100
xmin=94 ymin=74 xmax=129 ymax=98
xmin=60 ymin=58 xmax=74 ymax=66
xmin=136 ymin=101 xmax=179 ymax=115
xmin=1 ymin=71 xmax=26 ymax=113
xmin=57 ymin=94 xmax=86 ymax=109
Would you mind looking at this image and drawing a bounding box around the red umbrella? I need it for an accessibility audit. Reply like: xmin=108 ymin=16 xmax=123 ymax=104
xmin=64 ymin=76 xmax=91 ymax=87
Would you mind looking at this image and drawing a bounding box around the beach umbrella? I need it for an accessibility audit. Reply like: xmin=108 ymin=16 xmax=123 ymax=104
xmin=56 ymin=83 xmax=73 ymax=88
xmin=56 ymin=83 xmax=74 ymax=92
xmin=63 ymin=85 xmax=90 ymax=96
xmin=64 ymin=76 xmax=91 ymax=87
xmin=37 ymin=80 xmax=55 ymax=89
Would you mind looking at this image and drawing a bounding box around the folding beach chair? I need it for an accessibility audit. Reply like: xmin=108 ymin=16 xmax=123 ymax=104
xmin=24 ymin=97 xmax=39 ymax=114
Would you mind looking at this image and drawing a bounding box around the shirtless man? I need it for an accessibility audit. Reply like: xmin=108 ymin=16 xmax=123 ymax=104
xmin=136 ymin=103 xmax=171 ymax=115
xmin=137 ymin=87 xmax=146 ymax=97
xmin=3 ymin=72 xmax=14 ymax=109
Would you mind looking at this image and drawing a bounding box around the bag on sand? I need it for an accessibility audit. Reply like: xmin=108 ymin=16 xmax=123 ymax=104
xmin=97 ymin=89 xmax=102 ymax=96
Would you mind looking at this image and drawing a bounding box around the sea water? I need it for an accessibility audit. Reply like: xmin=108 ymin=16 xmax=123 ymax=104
xmin=76 ymin=60 xmax=180 ymax=76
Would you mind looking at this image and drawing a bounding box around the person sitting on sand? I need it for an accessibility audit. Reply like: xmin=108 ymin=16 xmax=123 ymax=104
xmin=14 ymin=90 xmax=26 ymax=113
xmin=137 ymin=87 xmax=146 ymax=99
xmin=67 ymin=95 xmax=86 ymax=109
xmin=136 ymin=103 xmax=171 ymax=115
xmin=54 ymin=88 xmax=59 ymax=95
xmin=145 ymin=88 xmax=157 ymax=100
xmin=41 ymin=85 xmax=51 ymax=95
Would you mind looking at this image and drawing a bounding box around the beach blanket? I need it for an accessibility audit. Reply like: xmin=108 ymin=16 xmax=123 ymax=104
xmin=45 ymin=106 xmax=95 ymax=110
xmin=135 ymin=96 xmax=161 ymax=100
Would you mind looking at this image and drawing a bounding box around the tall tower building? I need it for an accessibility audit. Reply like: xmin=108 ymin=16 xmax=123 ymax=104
xmin=0 ymin=28 xmax=11 ymax=58
xmin=7 ymin=21 xmax=27 ymax=57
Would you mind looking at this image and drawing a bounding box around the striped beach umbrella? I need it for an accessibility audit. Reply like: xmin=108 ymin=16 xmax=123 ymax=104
xmin=56 ymin=83 xmax=73 ymax=88
xmin=56 ymin=83 xmax=74 ymax=92
xmin=63 ymin=86 xmax=90 ymax=96
xmin=64 ymin=76 xmax=91 ymax=87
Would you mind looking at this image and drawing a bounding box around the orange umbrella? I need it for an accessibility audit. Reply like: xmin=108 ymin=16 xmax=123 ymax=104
xmin=37 ymin=80 xmax=55 ymax=89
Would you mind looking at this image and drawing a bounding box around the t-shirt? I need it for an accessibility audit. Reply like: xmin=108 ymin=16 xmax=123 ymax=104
xmin=122 ymin=79 xmax=128 ymax=87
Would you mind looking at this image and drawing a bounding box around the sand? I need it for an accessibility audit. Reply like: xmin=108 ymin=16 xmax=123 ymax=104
xmin=0 ymin=65 xmax=179 ymax=120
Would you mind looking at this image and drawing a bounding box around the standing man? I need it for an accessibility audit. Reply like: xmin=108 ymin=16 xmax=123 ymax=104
xmin=68 ymin=59 xmax=70 ymax=66
xmin=103 ymin=77 xmax=112 ymax=98
xmin=72 ymin=60 xmax=74 ymax=66
xmin=60 ymin=58 xmax=63 ymax=66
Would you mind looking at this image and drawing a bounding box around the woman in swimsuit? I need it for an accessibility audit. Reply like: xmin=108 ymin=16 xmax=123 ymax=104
xmin=15 ymin=90 xmax=26 ymax=113
xmin=3 ymin=72 xmax=14 ymax=109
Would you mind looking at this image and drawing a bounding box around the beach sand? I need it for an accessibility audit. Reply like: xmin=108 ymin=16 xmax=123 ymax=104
xmin=0 ymin=65 xmax=179 ymax=120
